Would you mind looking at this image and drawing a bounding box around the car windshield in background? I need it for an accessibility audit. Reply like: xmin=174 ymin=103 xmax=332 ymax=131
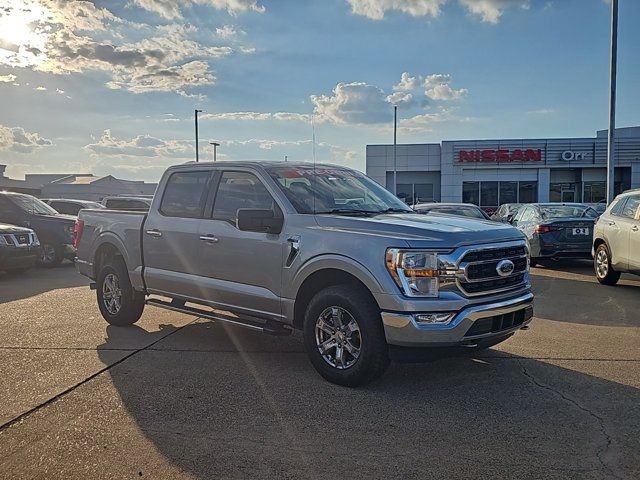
xmin=540 ymin=205 xmax=598 ymax=219
xmin=9 ymin=195 xmax=58 ymax=216
xmin=266 ymin=166 xmax=412 ymax=215
xmin=426 ymin=207 xmax=486 ymax=219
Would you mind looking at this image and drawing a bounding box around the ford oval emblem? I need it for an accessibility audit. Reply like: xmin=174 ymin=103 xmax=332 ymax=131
xmin=496 ymin=259 xmax=515 ymax=277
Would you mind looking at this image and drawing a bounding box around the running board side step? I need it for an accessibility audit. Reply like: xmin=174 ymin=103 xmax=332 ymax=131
xmin=145 ymin=298 xmax=292 ymax=336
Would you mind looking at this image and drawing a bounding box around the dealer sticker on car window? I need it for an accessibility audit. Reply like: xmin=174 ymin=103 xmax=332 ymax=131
xmin=572 ymin=228 xmax=590 ymax=235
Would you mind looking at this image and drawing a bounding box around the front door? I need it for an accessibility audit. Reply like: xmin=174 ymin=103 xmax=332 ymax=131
xmin=142 ymin=169 xmax=213 ymax=299
xmin=197 ymin=169 xmax=285 ymax=321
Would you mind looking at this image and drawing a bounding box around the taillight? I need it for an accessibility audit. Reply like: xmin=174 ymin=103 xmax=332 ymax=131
xmin=72 ymin=219 xmax=84 ymax=249
xmin=534 ymin=225 xmax=560 ymax=234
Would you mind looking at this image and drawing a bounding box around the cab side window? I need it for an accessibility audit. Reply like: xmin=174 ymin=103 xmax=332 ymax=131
xmin=160 ymin=171 xmax=211 ymax=218
xmin=212 ymin=171 xmax=277 ymax=225
xmin=621 ymin=196 xmax=640 ymax=219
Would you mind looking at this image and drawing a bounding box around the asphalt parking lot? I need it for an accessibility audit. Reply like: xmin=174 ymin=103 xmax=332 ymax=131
xmin=0 ymin=262 xmax=638 ymax=479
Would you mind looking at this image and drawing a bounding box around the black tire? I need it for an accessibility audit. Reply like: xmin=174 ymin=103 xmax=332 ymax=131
xmin=529 ymin=257 xmax=538 ymax=268
xmin=96 ymin=257 xmax=145 ymax=326
xmin=594 ymin=243 xmax=621 ymax=286
xmin=37 ymin=243 xmax=62 ymax=268
xmin=303 ymin=284 xmax=389 ymax=387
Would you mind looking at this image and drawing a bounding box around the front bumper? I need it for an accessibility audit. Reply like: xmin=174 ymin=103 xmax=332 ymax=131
xmin=381 ymin=292 xmax=534 ymax=347
xmin=0 ymin=247 xmax=39 ymax=270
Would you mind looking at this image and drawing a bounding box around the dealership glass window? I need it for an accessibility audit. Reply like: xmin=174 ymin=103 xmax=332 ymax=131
xmin=396 ymin=183 xmax=434 ymax=204
xmin=463 ymin=181 xmax=538 ymax=207
xmin=518 ymin=181 xmax=538 ymax=203
xmin=462 ymin=182 xmax=480 ymax=205
xmin=583 ymin=182 xmax=606 ymax=203
xmin=499 ymin=181 xmax=518 ymax=204
xmin=480 ymin=182 xmax=499 ymax=208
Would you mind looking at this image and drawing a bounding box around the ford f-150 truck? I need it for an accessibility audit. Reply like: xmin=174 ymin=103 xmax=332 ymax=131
xmin=75 ymin=162 xmax=534 ymax=386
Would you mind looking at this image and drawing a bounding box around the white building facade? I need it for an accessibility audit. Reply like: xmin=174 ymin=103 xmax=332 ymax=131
xmin=366 ymin=127 xmax=640 ymax=212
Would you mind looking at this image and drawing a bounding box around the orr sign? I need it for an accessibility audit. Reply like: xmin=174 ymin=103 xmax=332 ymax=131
xmin=458 ymin=148 xmax=543 ymax=163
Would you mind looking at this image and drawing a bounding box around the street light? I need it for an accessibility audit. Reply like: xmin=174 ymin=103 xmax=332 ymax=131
xmin=393 ymin=105 xmax=398 ymax=196
xmin=209 ymin=141 xmax=220 ymax=162
xmin=194 ymin=109 xmax=203 ymax=162
xmin=606 ymin=0 xmax=619 ymax=204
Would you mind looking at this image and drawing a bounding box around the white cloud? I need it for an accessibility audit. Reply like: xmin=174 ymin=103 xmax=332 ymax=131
xmin=56 ymin=88 xmax=65 ymax=94
xmin=458 ymin=0 xmax=530 ymax=24
xmin=347 ymin=0 xmax=530 ymax=23
xmin=311 ymin=72 xmax=466 ymax=125
xmin=0 ymin=1 xmax=238 ymax=96
xmin=131 ymin=0 xmax=265 ymax=20
xmin=0 ymin=74 xmax=16 ymax=83
xmin=423 ymin=73 xmax=467 ymax=100
xmin=0 ymin=124 xmax=53 ymax=153
xmin=84 ymin=130 xmax=193 ymax=158
xmin=216 ymin=24 xmax=245 ymax=39
xmin=35 ymin=86 xmax=47 ymax=91
xmin=346 ymin=0 xmax=445 ymax=20
xmin=201 ymin=111 xmax=311 ymax=122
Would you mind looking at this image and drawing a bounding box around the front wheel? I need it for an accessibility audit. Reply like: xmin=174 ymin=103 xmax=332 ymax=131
xmin=303 ymin=285 xmax=389 ymax=387
xmin=594 ymin=243 xmax=620 ymax=286
xmin=96 ymin=258 xmax=145 ymax=326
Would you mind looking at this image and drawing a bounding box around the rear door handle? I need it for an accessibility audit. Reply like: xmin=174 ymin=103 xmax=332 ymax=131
xmin=145 ymin=229 xmax=162 ymax=237
xmin=199 ymin=235 xmax=219 ymax=244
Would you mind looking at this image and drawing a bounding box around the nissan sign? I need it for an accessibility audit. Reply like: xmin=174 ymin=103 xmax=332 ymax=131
xmin=458 ymin=148 xmax=542 ymax=163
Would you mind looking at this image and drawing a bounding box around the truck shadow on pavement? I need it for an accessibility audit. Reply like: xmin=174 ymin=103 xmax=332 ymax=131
xmin=0 ymin=264 xmax=86 ymax=304
xmin=96 ymin=321 xmax=640 ymax=480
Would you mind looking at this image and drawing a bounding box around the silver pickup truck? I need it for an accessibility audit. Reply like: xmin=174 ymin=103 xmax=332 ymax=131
xmin=75 ymin=161 xmax=534 ymax=386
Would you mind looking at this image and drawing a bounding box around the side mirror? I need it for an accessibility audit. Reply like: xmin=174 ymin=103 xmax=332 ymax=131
xmin=237 ymin=208 xmax=283 ymax=234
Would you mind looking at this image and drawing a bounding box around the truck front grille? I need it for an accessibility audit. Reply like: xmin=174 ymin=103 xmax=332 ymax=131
xmin=457 ymin=243 xmax=528 ymax=296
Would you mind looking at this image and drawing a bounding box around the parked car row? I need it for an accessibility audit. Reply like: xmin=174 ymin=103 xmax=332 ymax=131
xmin=0 ymin=192 xmax=154 ymax=274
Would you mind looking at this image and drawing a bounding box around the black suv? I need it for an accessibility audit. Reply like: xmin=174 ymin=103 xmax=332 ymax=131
xmin=0 ymin=192 xmax=76 ymax=267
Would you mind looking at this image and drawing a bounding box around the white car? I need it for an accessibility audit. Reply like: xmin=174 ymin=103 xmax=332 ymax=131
xmin=592 ymin=189 xmax=640 ymax=284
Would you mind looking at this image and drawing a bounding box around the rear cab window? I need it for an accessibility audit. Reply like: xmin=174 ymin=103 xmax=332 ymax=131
xmin=159 ymin=171 xmax=211 ymax=218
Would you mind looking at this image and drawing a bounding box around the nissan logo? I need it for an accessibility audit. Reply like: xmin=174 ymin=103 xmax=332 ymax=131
xmin=496 ymin=259 xmax=515 ymax=277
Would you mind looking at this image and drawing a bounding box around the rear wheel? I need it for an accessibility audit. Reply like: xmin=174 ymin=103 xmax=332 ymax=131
xmin=96 ymin=257 xmax=145 ymax=325
xmin=303 ymin=285 xmax=389 ymax=387
xmin=594 ymin=243 xmax=620 ymax=286
xmin=37 ymin=243 xmax=62 ymax=267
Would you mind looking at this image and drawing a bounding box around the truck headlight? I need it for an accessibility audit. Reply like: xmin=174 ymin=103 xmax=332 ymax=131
xmin=385 ymin=249 xmax=456 ymax=297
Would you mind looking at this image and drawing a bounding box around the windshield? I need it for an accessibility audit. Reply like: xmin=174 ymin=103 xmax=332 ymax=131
xmin=266 ymin=165 xmax=412 ymax=215
xmin=9 ymin=194 xmax=59 ymax=216
xmin=540 ymin=205 xmax=598 ymax=219
xmin=425 ymin=207 xmax=487 ymax=219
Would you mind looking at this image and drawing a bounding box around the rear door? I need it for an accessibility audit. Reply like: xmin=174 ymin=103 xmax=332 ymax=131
xmin=197 ymin=169 xmax=285 ymax=321
xmin=623 ymin=195 xmax=640 ymax=272
xmin=142 ymin=169 xmax=213 ymax=299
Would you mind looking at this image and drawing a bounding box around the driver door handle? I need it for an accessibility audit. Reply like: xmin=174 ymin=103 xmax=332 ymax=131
xmin=145 ymin=229 xmax=162 ymax=237
xmin=200 ymin=235 xmax=219 ymax=244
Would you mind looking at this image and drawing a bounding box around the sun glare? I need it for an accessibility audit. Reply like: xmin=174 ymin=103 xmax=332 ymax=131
xmin=0 ymin=0 xmax=49 ymax=68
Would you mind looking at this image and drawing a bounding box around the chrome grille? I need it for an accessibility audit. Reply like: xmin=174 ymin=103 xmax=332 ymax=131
xmin=457 ymin=243 xmax=528 ymax=296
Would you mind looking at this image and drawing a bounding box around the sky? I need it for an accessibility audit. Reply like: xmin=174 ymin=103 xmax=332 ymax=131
xmin=0 ymin=0 xmax=638 ymax=182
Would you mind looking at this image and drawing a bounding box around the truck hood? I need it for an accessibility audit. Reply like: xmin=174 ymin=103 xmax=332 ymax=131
xmin=315 ymin=213 xmax=525 ymax=248
xmin=0 ymin=222 xmax=33 ymax=234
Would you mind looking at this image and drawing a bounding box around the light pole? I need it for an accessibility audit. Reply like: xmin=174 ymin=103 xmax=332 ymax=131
xmin=209 ymin=141 xmax=220 ymax=162
xmin=606 ymin=0 xmax=619 ymax=204
xmin=194 ymin=109 xmax=203 ymax=162
xmin=393 ymin=105 xmax=397 ymax=196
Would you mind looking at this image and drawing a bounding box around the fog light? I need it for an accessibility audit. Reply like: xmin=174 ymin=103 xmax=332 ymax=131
xmin=414 ymin=313 xmax=455 ymax=325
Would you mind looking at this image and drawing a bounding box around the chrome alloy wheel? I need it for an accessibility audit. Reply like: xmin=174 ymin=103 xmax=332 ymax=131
xmin=102 ymin=273 xmax=123 ymax=315
xmin=315 ymin=306 xmax=361 ymax=370
xmin=40 ymin=244 xmax=56 ymax=264
xmin=595 ymin=248 xmax=609 ymax=279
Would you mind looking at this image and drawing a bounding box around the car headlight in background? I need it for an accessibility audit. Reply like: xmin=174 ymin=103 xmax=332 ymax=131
xmin=385 ymin=248 xmax=456 ymax=298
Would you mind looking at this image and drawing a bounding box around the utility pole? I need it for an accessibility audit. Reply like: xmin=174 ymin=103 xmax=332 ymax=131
xmin=606 ymin=0 xmax=618 ymax=204
xmin=393 ymin=105 xmax=397 ymax=196
xmin=210 ymin=141 xmax=220 ymax=162
xmin=195 ymin=109 xmax=203 ymax=162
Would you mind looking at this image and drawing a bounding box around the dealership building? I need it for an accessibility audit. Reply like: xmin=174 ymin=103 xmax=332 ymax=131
xmin=366 ymin=126 xmax=640 ymax=210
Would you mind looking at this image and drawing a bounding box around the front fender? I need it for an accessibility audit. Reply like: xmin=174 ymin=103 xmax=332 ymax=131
xmin=285 ymin=254 xmax=388 ymax=301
